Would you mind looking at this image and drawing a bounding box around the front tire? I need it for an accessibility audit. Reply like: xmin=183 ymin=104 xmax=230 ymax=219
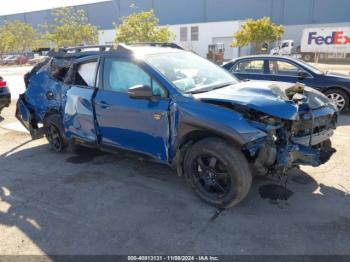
xmin=43 ymin=114 xmax=67 ymax=152
xmin=325 ymin=89 xmax=349 ymax=112
xmin=184 ymin=138 xmax=252 ymax=208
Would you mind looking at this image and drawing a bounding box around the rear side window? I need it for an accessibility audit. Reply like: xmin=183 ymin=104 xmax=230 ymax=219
xmin=232 ymin=60 xmax=264 ymax=74
xmin=49 ymin=58 xmax=73 ymax=82
xmin=51 ymin=67 xmax=69 ymax=82
xmin=103 ymin=59 xmax=166 ymax=97
xmin=72 ymin=61 xmax=98 ymax=87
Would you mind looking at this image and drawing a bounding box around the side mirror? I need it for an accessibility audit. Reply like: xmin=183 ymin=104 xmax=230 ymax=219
xmin=128 ymin=84 xmax=153 ymax=99
xmin=298 ymin=70 xmax=309 ymax=79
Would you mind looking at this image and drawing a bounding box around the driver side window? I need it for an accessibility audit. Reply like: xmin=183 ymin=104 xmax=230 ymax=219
xmin=103 ymin=59 xmax=166 ymax=97
xmin=268 ymin=60 xmax=304 ymax=77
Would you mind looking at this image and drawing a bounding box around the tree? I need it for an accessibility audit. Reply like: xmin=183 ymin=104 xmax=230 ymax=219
xmin=0 ymin=20 xmax=38 ymax=56
xmin=115 ymin=9 xmax=174 ymax=44
xmin=232 ymin=17 xmax=284 ymax=54
xmin=8 ymin=21 xmax=38 ymax=52
xmin=0 ymin=24 xmax=15 ymax=57
xmin=44 ymin=7 xmax=98 ymax=48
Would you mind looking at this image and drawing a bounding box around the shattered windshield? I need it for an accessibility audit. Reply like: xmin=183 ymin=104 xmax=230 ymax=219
xmin=145 ymin=51 xmax=238 ymax=93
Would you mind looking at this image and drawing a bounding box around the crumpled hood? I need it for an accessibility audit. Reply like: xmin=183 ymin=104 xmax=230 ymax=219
xmin=193 ymin=81 xmax=335 ymax=120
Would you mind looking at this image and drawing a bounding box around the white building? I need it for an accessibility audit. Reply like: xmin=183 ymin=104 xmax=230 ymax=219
xmin=98 ymin=20 xmax=252 ymax=60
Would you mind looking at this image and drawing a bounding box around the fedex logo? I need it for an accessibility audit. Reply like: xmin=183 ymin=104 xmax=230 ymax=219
xmin=308 ymin=31 xmax=350 ymax=45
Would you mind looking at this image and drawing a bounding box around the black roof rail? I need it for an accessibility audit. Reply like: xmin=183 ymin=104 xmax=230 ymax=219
xmin=48 ymin=43 xmax=183 ymax=58
xmin=127 ymin=42 xmax=184 ymax=50
xmin=48 ymin=45 xmax=116 ymax=58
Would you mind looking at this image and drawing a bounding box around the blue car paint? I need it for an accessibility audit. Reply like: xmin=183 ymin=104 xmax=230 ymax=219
xmin=277 ymin=143 xmax=321 ymax=167
xmin=193 ymin=81 xmax=300 ymax=121
xmin=24 ymin=71 xmax=68 ymax=122
xmin=173 ymin=95 xmax=268 ymax=145
xmin=17 ymin=48 xmax=337 ymax=171
xmin=94 ymin=90 xmax=170 ymax=161
xmin=63 ymin=86 xmax=97 ymax=143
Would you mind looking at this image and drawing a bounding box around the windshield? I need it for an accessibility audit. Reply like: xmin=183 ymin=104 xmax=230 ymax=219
xmin=145 ymin=51 xmax=238 ymax=93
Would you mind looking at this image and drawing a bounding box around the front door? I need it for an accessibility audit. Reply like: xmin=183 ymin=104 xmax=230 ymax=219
xmin=95 ymin=58 xmax=170 ymax=161
xmin=266 ymin=59 xmax=314 ymax=86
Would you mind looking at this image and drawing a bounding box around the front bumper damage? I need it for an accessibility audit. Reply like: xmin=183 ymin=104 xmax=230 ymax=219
xmin=251 ymin=106 xmax=337 ymax=175
xmin=253 ymin=132 xmax=336 ymax=175
xmin=276 ymin=141 xmax=335 ymax=168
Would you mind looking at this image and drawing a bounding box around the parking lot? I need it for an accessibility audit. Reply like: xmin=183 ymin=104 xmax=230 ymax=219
xmin=0 ymin=65 xmax=350 ymax=255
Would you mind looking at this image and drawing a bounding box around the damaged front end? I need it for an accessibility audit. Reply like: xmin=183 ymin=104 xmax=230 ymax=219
xmin=245 ymin=83 xmax=337 ymax=175
xmin=195 ymin=81 xmax=338 ymax=176
xmin=252 ymin=120 xmax=336 ymax=176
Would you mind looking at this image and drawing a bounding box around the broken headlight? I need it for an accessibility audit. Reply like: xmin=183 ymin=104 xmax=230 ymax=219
xmin=258 ymin=115 xmax=282 ymax=126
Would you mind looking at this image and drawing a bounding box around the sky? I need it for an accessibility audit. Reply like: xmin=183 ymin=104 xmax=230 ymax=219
xmin=0 ymin=0 xmax=110 ymax=15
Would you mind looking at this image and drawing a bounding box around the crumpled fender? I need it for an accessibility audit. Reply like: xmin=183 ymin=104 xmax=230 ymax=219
xmin=23 ymin=71 xmax=68 ymax=122
xmin=172 ymin=95 xmax=268 ymax=151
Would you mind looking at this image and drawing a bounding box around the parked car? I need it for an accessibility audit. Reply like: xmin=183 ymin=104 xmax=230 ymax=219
xmin=16 ymin=45 xmax=337 ymax=208
xmin=28 ymin=56 xmax=48 ymax=65
xmin=1 ymin=55 xmax=16 ymax=65
xmin=0 ymin=76 xmax=11 ymax=113
xmin=1 ymin=55 xmax=28 ymax=65
xmin=223 ymin=55 xmax=350 ymax=112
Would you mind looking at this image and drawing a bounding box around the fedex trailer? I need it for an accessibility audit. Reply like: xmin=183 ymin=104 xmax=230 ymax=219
xmin=271 ymin=27 xmax=350 ymax=62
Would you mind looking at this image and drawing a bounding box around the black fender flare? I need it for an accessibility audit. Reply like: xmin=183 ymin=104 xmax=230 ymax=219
xmin=172 ymin=120 xmax=247 ymax=176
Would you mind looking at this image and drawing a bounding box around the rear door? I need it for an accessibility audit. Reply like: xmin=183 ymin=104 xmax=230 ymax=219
xmin=230 ymin=59 xmax=268 ymax=81
xmin=94 ymin=57 xmax=170 ymax=161
xmin=63 ymin=58 xmax=99 ymax=143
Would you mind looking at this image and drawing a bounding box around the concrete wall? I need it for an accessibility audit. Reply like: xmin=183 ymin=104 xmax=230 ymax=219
xmin=1 ymin=0 xmax=350 ymax=30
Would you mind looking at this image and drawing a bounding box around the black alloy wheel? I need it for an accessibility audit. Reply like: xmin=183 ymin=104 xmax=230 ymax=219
xmin=192 ymin=154 xmax=231 ymax=200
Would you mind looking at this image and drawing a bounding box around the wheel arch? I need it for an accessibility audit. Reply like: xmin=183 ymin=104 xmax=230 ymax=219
xmin=173 ymin=124 xmax=246 ymax=177
xmin=323 ymin=86 xmax=350 ymax=96
xmin=43 ymin=109 xmax=61 ymax=122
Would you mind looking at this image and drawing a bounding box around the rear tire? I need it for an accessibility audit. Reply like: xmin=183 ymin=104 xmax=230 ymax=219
xmin=325 ymin=89 xmax=349 ymax=112
xmin=183 ymin=138 xmax=252 ymax=208
xmin=43 ymin=114 xmax=67 ymax=152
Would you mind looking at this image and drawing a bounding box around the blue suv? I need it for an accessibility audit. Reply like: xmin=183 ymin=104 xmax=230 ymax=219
xmin=17 ymin=44 xmax=337 ymax=208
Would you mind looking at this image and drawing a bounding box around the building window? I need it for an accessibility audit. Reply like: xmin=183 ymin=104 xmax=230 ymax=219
xmin=180 ymin=27 xmax=188 ymax=42
xmin=191 ymin=26 xmax=199 ymax=41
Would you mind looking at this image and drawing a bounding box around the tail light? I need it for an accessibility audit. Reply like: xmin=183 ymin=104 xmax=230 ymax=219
xmin=0 ymin=80 xmax=7 ymax=88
